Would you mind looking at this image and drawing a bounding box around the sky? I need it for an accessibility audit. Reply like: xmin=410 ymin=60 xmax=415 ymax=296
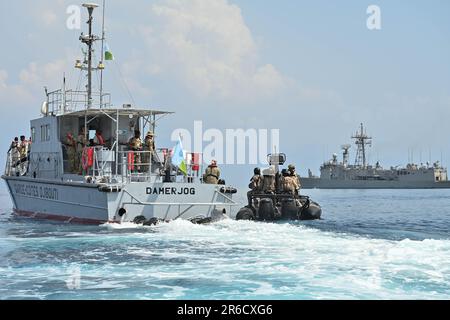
xmin=0 ymin=0 xmax=449 ymax=185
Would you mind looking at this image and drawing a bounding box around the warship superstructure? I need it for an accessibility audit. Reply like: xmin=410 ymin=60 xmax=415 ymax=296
xmin=302 ymin=124 xmax=450 ymax=189
xmin=2 ymin=3 xmax=238 ymax=224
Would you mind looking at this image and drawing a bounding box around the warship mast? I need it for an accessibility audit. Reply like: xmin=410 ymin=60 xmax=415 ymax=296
xmin=352 ymin=123 xmax=372 ymax=168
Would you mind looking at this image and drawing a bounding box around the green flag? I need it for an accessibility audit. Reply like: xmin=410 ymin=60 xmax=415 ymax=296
xmin=104 ymin=43 xmax=114 ymax=61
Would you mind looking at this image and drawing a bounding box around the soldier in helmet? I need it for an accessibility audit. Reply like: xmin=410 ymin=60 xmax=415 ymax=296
xmin=247 ymin=167 xmax=263 ymax=207
xmin=129 ymin=130 xmax=143 ymax=172
xmin=203 ymin=160 xmax=220 ymax=184
xmin=283 ymin=164 xmax=301 ymax=195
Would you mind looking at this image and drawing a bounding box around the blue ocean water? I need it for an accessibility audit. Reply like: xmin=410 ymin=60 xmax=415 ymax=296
xmin=0 ymin=188 xmax=449 ymax=300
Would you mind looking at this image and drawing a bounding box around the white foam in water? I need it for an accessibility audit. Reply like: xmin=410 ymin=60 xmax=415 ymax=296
xmin=94 ymin=219 xmax=450 ymax=299
xmin=1 ymin=217 xmax=450 ymax=299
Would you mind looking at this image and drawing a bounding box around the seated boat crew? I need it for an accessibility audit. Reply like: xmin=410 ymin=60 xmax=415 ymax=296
xmin=237 ymin=153 xmax=322 ymax=222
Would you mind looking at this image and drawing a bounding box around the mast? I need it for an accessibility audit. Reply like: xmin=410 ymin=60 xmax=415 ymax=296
xmin=100 ymin=0 xmax=106 ymax=108
xmin=352 ymin=123 xmax=372 ymax=168
xmin=79 ymin=3 xmax=99 ymax=109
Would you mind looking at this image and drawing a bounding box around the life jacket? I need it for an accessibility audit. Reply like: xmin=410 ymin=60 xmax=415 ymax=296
xmin=144 ymin=136 xmax=155 ymax=152
xmin=129 ymin=137 xmax=142 ymax=150
xmin=95 ymin=134 xmax=105 ymax=146
xmin=128 ymin=152 xmax=135 ymax=171
xmin=81 ymin=147 xmax=94 ymax=171
xmin=191 ymin=153 xmax=201 ymax=171
xmin=262 ymin=175 xmax=276 ymax=192
xmin=283 ymin=175 xmax=300 ymax=193
xmin=204 ymin=166 xmax=220 ymax=183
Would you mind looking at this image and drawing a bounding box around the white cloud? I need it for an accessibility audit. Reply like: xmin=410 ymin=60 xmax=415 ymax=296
xmin=0 ymin=69 xmax=33 ymax=105
xmin=0 ymin=56 xmax=74 ymax=110
xmin=138 ymin=0 xmax=287 ymax=103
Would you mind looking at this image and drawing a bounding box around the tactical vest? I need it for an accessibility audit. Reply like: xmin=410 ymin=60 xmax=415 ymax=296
xmin=130 ymin=137 xmax=142 ymax=150
xmin=145 ymin=137 xmax=155 ymax=152
xmin=249 ymin=174 xmax=263 ymax=191
xmin=204 ymin=166 xmax=220 ymax=184
xmin=262 ymin=175 xmax=275 ymax=192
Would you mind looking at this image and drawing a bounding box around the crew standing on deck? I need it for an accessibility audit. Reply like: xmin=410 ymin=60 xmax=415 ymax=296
xmin=77 ymin=127 xmax=88 ymax=174
xmin=65 ymin=132 xmax=77 ymax=173
xmin=93 ymin=129 xmax=105 ymax=147
xmin=129 ymin=130 xmax=143 ymax=172
xmin=247 ymin=167 xmax=263 ymax=207
xmin=8 ymin=137 xmax=20 ymax=169
xmin=203 ymin=160 xmax=220 ymax=184
xmin=143 ymin=131 xmax=156 ymax=171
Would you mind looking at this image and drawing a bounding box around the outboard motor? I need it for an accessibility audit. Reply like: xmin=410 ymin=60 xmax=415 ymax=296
xmin=281 ymin=198 xmax=298 ymax=220
xmin=236 ymin=207 xmax=256 ymax=221
xmin=258 ymin=198 xmax=275 ymax=221
xmin=300 ymin=201 xmax=322 ymax=220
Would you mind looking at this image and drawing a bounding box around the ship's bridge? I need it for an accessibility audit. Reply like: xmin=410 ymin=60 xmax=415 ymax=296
xmin=5 ymin=88 xmax=206 ymax=186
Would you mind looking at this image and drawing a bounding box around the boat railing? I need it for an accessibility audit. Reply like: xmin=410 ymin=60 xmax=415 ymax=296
xmin=84 ymin=147 xmax=204 ymax=184
xmin=47 ymin=89 xmax=111 ymax=115
xmin=4 ymin=151 xmax=13 ymax=176
xmin=4 ymin=151 xmax=61 ymax=179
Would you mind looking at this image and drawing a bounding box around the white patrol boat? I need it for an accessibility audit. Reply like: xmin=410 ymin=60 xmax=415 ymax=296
xmin=2 ymin=3 xmax=238 ymax=225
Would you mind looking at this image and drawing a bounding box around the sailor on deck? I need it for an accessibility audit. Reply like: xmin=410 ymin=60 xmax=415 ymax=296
xmin=77 ymin=128 xmax=88 ymax=174
xmin=143 ymin=131 xmax=156 ymax=171
xmin=129 ymin=130 xmax=143 ymax=172
xmin=8 ymin=137 xmax=20 ymax=169
xmin=65 ymin=132 xmax=78 ymax=173
xmin=203 ymin=160 xmax=220 ymax=184
xmin=93 ymin=129 xmax=105 ymax=147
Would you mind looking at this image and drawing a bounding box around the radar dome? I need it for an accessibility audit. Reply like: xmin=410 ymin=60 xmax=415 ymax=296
xmin=41 ymin=101 xmax=49 ymax=115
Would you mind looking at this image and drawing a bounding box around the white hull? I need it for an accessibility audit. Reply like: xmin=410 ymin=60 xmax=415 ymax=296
xmin=3 ymin=176 xmax=237 ymax=224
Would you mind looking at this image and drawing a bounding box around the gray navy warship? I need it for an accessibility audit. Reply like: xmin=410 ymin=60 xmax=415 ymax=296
xmin=302 ymin=123 xmax=450 ymax=189
xmin=2 ymin=3 xmax=239 ymax=225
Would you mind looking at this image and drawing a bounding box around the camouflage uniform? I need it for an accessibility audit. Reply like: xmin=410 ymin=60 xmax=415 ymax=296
xmin=247 ymin=173 xmax=263 ymax=206
xmin=129 ymin=136 xmax=143 ymax=172
xmin=18 ymin=139 xmax=29 ymax=174
xmin=9 ymin=140 xmax=20 ymax=169
xmin=143 ymin=133 xmax=156 ymax=172
xmin=286 ymin=165 xmax=302 ymax=195
xmin=66 ymin=134 xmax=77 ymax=173
xmin=282 ymin=175 xmax=300 ymax=194
xmin=77 ymin=131 xmax=88 ymax=174
xmin=204 ymin=165 xmax=221 ymax=184
xmin=262 ymin=175 xmax=276 ymax=193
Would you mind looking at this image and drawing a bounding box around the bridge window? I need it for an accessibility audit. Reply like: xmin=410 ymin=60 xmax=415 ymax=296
xmin=31 ymin=127 xmax=36 ymax=143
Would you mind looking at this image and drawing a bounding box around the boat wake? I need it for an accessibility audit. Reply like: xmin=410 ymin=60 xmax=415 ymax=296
xmin=1 ymin=211 xmax=449 ymax=299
